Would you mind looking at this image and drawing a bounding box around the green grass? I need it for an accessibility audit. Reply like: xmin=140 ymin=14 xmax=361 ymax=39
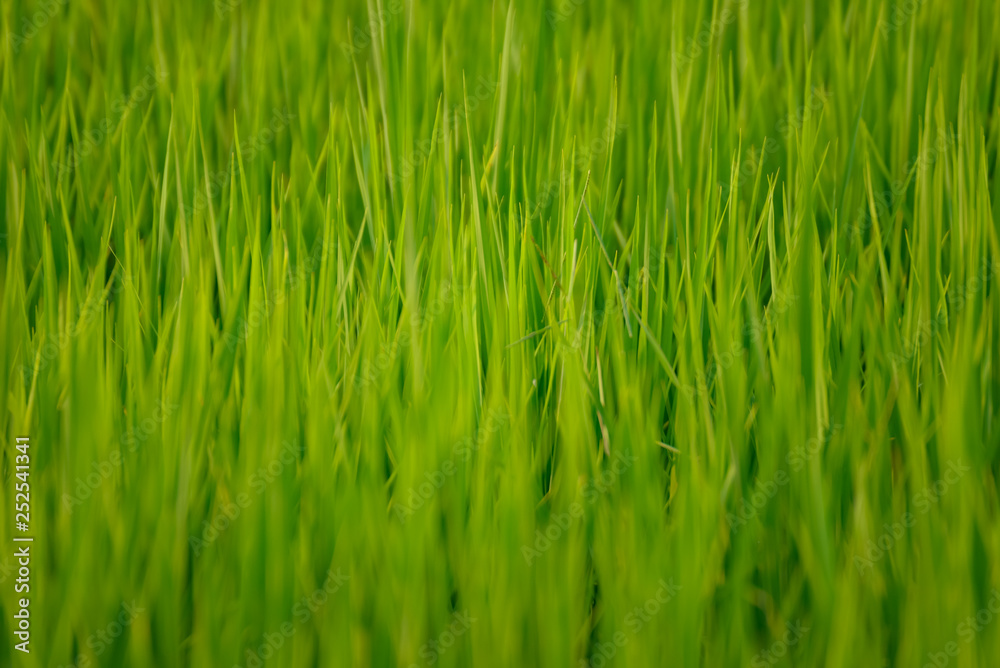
xmin=2 ymin=0 xmax=1000 ymax=666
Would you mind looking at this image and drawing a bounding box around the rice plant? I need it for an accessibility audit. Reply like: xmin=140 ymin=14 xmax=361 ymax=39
xmin=1 ymin=0 xmax=999 ymax=666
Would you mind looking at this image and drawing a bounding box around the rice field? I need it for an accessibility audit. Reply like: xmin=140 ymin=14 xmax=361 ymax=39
xmin=1 ymin=0 xmax=1000 ymax=666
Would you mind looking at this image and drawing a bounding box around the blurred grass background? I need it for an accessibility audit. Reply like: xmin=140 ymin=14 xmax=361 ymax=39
xmin=1 ymin=0 xmax=999 ymax=666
